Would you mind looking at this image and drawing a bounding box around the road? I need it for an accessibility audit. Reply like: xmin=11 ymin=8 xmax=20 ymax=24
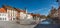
xmin=0 ymin=21 xmax=36 ymax=28
xmin=34 ymin=24 xmax=60 ymax=28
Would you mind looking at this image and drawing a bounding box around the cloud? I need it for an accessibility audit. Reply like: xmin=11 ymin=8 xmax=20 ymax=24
xmin=50 ymin=1 xmax=58 ymax=8
xmin=42 ymin=8 xmax=51 ymax=16
xmin=29 ymin=8 xmax=51 ymax=16
xmin=50 ymin=4 xmax=58 ymax=8
xmin=30 ymin=8 xmax=43 ymax=13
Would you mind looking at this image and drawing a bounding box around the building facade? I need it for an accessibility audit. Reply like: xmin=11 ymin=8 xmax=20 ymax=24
xmin=3 ymin=5 xmax=18 ymax=21
xmin=49 ymin=7 xmax=58 ymax=18
xmin=0 ymin=5 xmax=41 ymax=21
xmin=0 ymin=8 xmax=8 ymax=21
xmin=0 ymin=13 xmax=8 ymax=21
xmin=58 ymin=7 xmax=60 ymax=19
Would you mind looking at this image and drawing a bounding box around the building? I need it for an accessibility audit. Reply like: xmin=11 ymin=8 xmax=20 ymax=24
xmin=3 ymin=5 xmax=19 ymax=21
xmin=19 ymin=9 xmax=26 ymax=19
xmin=58 ymin=6 xmax=60 ymax=19
xmin=31 ymin=13 xmax=40 ymax=20
xmin=57 ymin=0 xmax=60 ymax=19
xmin=0 ymin=13 xmax=8 ymax=21
xmin=31 ymin=14 xmax=40 ymax=24
xmin=0 ymin=8 xmax=8 ymax=21
xmin=0 ymin=5 xmax=41 ymax=21
xmin=27 ymin=13 xmax=33 ymax=20
xmin=49 ymin=7 xmax=58 ymax=18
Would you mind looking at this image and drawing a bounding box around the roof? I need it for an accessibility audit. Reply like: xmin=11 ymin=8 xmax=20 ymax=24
xmin=2 ymin=5 xmax=26 ymax=13
xmin=35 ymin=14 xmax=40 ymax=16
xmin=15 ymin=8 xmax=26 ymax=13
xmin=30 ymin=13 xmax=40 ymax=17
xmin=0 ymin=8 xmax=6 ymax=13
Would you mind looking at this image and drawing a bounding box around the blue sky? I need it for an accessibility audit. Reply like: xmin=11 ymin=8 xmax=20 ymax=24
xmin=0 ymin=0 xmax=58 ymax=16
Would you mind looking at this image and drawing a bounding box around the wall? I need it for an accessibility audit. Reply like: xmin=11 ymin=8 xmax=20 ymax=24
xmin=0 ymin=13 xmax=8 ymax=21
xmin=7 ymin=9 xmax=18 ymax=21
xmin=58 ymin=8 xmax=60 ymax=19
xmin=20 ymin=12 xmax=26 ymax=19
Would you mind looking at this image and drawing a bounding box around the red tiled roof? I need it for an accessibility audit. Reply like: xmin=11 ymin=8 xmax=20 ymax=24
xmin=35 ymin=14 xmax=40 ymax=16
xmin=0 ymin=8 xmax=6 ymax=13
xmin=2 ymin=5 xmax=26 ymax=13
xmin=30 ymin=13 xmax=40 ymax=17
xmin=15 ymin=8 xmax=26 ymax=12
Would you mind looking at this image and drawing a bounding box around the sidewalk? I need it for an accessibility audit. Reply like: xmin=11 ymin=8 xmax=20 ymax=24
xmin=0 ymin=21 xmax=36 ymax=28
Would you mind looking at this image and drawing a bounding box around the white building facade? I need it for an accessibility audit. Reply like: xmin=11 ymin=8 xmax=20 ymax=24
xmin=7 ymin=9 xmax=18 ymax=21
xmin=0 ymin=13 xmax=8 ymax=21
xmin=20 ymin=12 xmax=26 ymax=19
xmin=27 ymin=14 xmax=33 ymax=20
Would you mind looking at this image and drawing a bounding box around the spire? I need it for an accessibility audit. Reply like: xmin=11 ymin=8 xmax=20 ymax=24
xmin=24 ymin=7 xmax=27 ymax=13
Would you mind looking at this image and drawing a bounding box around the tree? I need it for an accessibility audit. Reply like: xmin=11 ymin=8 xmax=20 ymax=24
xmin=40 ymin=15 xmax=47 ymax=19
xmin=47 ymin=15 xmax=51 ymax=18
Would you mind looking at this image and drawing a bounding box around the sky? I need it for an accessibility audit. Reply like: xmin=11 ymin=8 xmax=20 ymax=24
xmin=0 ymin=0 xmax=58 ymax=16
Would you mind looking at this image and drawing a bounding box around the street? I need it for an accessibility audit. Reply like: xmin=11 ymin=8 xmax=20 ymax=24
xmin=34 ymin=24 xmax=60 ymax=28
xmin=0 ymin=21 xmax=36 ymax=28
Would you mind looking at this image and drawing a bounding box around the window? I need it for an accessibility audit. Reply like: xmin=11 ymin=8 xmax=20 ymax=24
xmin=3 ymin=18 xmax=4 ymax=20
xmin=13 ymin=18 xmax=15 ymax=20
xmin=0 ymin=18 xmax=2 ymax=20
xmin=2 ymin=14 xmax=4 ymax=16
xmin=5 ymin=18 xmax=6 ymax=20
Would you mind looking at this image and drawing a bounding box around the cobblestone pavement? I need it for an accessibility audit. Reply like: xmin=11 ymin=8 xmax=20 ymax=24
xmin=0 ymin=21 xmax=36 ymax=28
